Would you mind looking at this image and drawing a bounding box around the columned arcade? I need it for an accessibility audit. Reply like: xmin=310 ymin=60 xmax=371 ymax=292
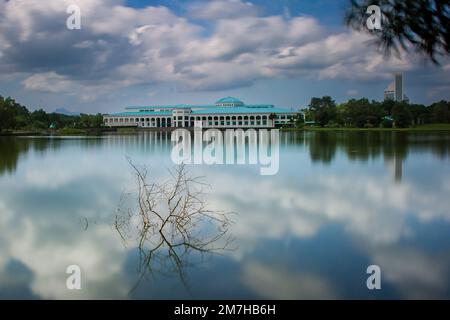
xmin=104 ymin=97 xmax=295 ymax=129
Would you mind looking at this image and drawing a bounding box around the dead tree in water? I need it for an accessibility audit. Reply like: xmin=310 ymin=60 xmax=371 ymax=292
xmin=114 ymin=160 xmax=234 ymax=288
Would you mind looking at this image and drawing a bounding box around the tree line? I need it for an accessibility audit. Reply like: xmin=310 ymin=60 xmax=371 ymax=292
xmin=300 ymin=96 xmax=450 ymax=128
xmin=2 ymin=94 xmax=450 ymax=132
xmin=0 ymin=96 xmax=104 ymax=133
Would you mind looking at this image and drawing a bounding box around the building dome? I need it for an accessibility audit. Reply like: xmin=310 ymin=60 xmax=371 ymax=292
xmin=215 ymin=97 xmax=244 ymax=107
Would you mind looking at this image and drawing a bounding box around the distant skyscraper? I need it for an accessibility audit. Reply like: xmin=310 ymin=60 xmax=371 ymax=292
xmin=384 ymin=82 xmax=395 ymax=101
xmin=394 ymin=73 xmax=403 ymax=101
xmin=384 ymin=73 xmax=408 ymax=102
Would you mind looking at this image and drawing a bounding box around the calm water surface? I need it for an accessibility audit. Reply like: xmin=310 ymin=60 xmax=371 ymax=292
xmin=0 ymin=131 xmax=450 ymax=299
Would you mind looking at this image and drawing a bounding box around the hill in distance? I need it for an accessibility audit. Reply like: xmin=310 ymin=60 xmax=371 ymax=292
xmin=53 ymin=108 xmax=80 ymax=116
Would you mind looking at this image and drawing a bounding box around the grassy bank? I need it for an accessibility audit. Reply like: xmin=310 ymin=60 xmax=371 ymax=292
xmin=0 ymin=127 xmax=116 ymax=136
xmin=115 ymin=127 xmax=139 ymax=133
xmin=57 ymin=127 xmax=117 ymax=135
xmin=281 ymin=123 xmax=450 ymax=132
xmin=3 ymin=124 xmax=450 ymax=136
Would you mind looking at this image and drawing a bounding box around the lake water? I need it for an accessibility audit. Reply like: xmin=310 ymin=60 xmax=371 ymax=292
xmin=0 ymin=131 xmax=450 ymax=299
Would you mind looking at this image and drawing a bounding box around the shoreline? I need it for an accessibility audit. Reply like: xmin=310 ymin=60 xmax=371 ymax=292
xmin=281 ymin=124 xmax=450 ymax=132
xmin=2 ymin=123 xmax=450 ymax=136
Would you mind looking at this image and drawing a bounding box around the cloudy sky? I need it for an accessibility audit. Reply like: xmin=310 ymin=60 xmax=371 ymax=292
xmin=0 ymin=0 xmax=449 ymax=114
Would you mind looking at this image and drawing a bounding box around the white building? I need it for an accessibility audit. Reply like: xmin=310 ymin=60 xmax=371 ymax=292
xmin=384 ymin=73 xmax=409 ymax=103
xmin=103 ymin=97 xmax=296 ymax=129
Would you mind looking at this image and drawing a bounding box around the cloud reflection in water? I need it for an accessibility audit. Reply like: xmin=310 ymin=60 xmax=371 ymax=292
xmin=0 ymin=132 xmax=449 ymax=299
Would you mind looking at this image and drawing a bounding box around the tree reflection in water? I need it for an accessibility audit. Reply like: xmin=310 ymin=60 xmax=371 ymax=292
xmin=114 ymin=160 xmax=235 ymax=290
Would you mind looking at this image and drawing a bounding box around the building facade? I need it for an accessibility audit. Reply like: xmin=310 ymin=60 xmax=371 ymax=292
xmin=103 ymin=97 xmax=296 ymax=129
xmin=384 ymin=73 xmax=409 ymax=103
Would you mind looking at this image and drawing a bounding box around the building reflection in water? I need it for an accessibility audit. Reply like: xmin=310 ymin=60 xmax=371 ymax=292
xmin=385 ymin=154 xmax=403 ymax=183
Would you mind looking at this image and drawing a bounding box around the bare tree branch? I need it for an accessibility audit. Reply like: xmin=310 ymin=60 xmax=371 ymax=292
xmin=114 ymin=160 xmax=236 ymax=291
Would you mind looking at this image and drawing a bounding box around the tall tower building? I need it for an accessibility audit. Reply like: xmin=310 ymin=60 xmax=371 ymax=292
xmin=384 ymin=73 xmax=408 ymax=102
xmin=394 ymin=73 xmax=403 ymax=101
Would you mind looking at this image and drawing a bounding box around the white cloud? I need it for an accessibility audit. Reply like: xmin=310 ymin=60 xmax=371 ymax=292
xmin=23 ymin=72 xmax=76 ymax=93
xmin=200 ymin=164 xmax=450 ymax=261
xmin=372 ymin=248 xmax=449 ymax=299
xmin=0 ymin=0 xmax=447 ymax=101
xmin=187 ymin=0 xmax=259 ymax=20
xmin=241 ymin=261 xmax=337 ymax=299
xmin=0 ymin=192 xmax=129 ymax=299
xmin=0 ymin=135 xmax=449 ymax=298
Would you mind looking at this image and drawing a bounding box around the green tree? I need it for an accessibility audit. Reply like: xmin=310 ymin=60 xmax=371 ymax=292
xmin=335 ymin=103 xmax=349 ymax=126
xmin=2 ymin=97 xmax=31 ymax=129
xmin=345 ymin=0 xmax=450 ymax=64
xmin=294 ymin=112 xmax=305 ymax=127
xmin=392 ymin=102 xmax=412 ymax=127
xmin=340 ymin=98 xmax=384 ymax=127
xmin=308 ymin=96 xmax=337 ymax=126
xmin=0 ymin=96 xmax=17 ymax=132
xmin=409 ymin=103 xmax=430 ymax=125
xmin=430 ymin=100 xmax=450 ymax=123
xmin=79 ymin=114 xmax=89 ymax=128
xmin=381 ymin=99 xmax=396 ymax=116
xmin=92 ymin=113 xmax=105 ymax=128
xmin=0 ymin=95 xmax=107 ymax=132
xmin=31 ymin=109 xmax=50 ymax=127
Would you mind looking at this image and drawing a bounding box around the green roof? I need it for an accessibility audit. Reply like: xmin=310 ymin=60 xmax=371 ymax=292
xmin=125 ymin=104 xmax=277 ymax=110
xmin=125 ymin=105 xmax=195 ymax=110
xmin=110 ymin=98 xmax=295 ymax=116
xmin=216 ymin=97 xmax=243 ymax=104
xmin=191 ymin=107 xmax=293 ymax=115
xmin=107 ymin=106 xmax=293 ymax=117
xmin=109 ymin=111 xmax=172 ymax=117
